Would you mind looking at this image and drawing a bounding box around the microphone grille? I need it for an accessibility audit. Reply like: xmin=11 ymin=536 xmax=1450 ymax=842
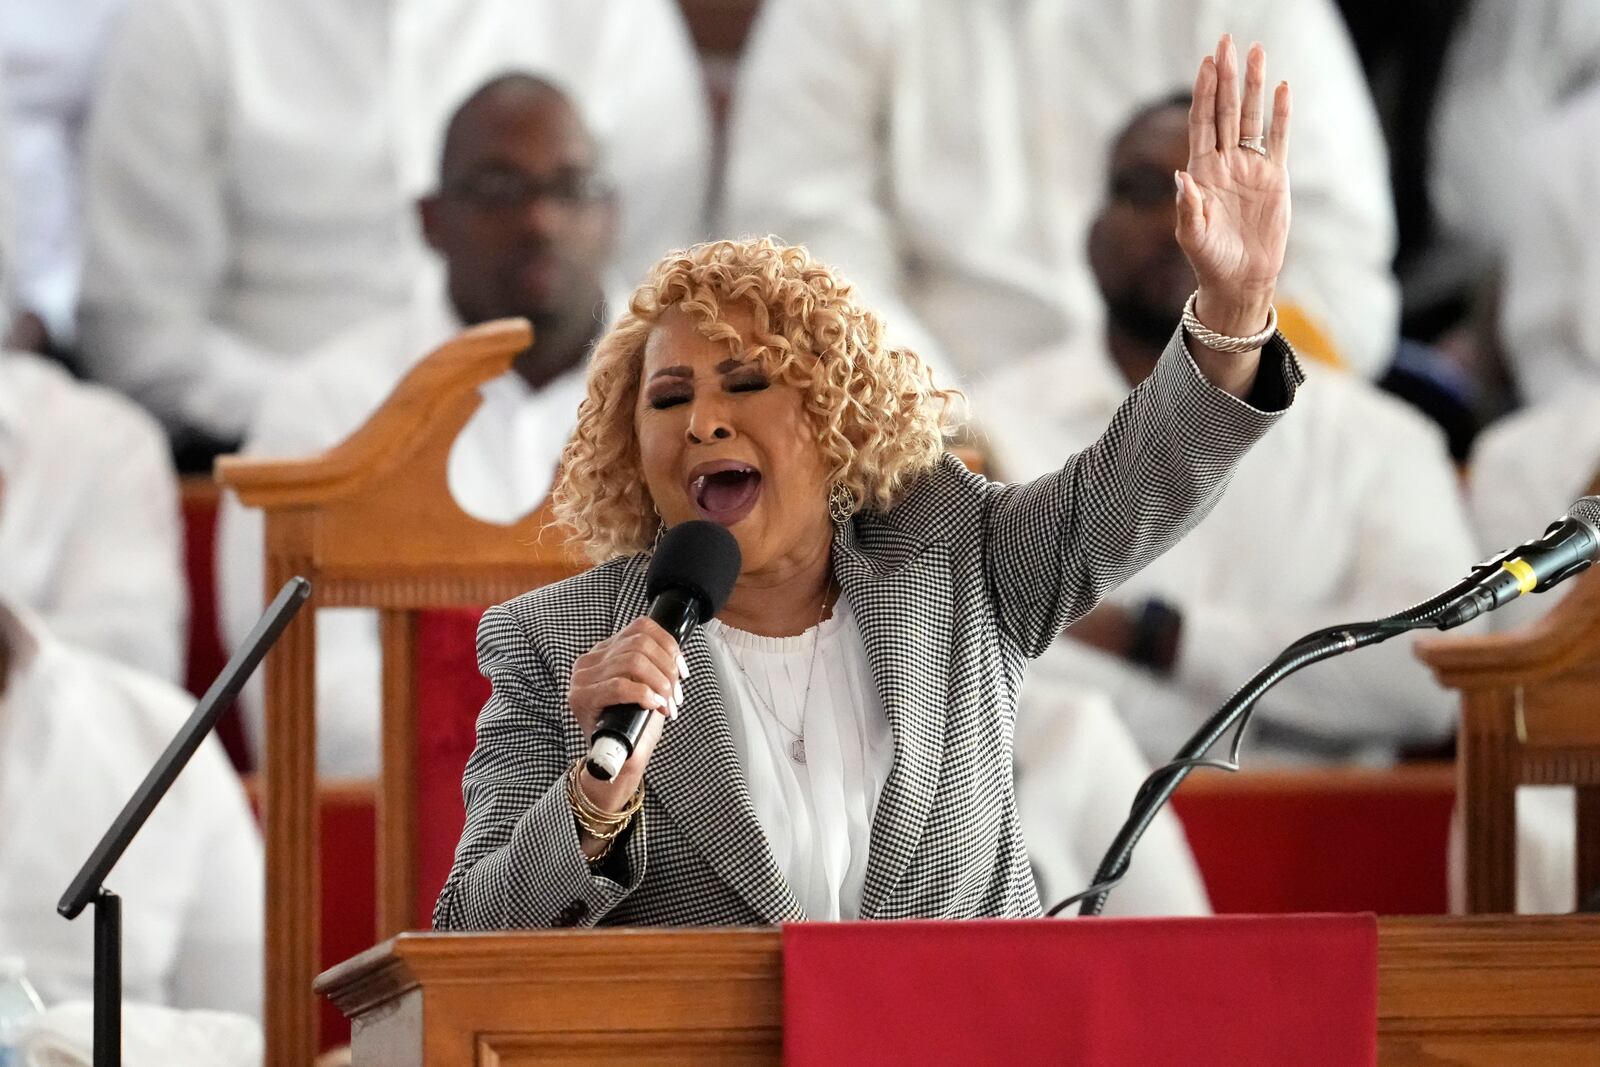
xmin=645 ymin=520 xmax=743 ymax=619
xmin=1569 ymin=496 xmax=1600 ymax=534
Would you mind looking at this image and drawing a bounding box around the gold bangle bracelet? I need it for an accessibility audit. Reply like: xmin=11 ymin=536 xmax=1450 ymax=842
xmin=567 ymin=758 xmax=643 ymax=841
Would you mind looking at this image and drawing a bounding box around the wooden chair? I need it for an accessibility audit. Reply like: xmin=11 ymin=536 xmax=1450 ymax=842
xmin=1416 ymin=473 xmax=1600 ymax=913
xmin=216 ymin=319 xmax=586 ymax=1067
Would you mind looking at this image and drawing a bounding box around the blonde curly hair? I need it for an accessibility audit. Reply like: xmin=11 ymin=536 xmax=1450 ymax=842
xmin=553 ymin=237 xmax=962 ymax=562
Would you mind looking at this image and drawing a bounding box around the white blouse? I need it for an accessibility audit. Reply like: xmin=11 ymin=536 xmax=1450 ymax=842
xmin=704 ymin=595 xmax=894 ymax=920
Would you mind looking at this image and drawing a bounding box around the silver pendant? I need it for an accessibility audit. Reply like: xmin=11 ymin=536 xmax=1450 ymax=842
xmin=789 ymin=737 xmax=807 ymax=765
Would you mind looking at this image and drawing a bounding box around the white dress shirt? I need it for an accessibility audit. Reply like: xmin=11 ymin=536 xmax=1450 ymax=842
xmin=0 ymin=0 xmax=131 ymax=341
xmin=218 ymin=286 xmax=606 ymax=775
xmin=77 ymin=0 xmax=709 ymax=437
xmin=0 ymin=599 xmax=263 ymax=1015
xmin=974 ymin=342 xmax=1476 ymax=764
xmin=706 ymin=594 xmax=1210 ymax=919
xmin=723 ymin=0 xmax=1398 ymax=380
xmin=707 ymin=596 xmax=895 ymax=921
xmin=0 ymin=349 xmax=185 ymax=682
xmin=1457 ymin=385 xmax=1600 ymax=914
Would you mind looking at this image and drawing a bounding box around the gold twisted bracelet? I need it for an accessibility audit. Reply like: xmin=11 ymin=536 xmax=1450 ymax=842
xmin=566 ymin=757 xmax=643 ymax=845
xmin=1180 ymin=289 xmax=1278 ymax=354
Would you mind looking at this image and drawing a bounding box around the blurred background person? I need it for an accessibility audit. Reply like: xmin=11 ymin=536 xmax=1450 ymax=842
xmin=0 ymin=592 xmax=261 ymax=1016
xmin=1485 ymin=84 xmax=1600 ymax=411
xmin=218 ymin=73 xmax=624 ymax=775
xmin=723 ymin=0 xmax=1396 ymax=382
xmin=1428 ymin=0 xmax=1600 ymax=331
xmin=974 ymin=94 xmax=1475 ymax=766
xmin=0 ymin=68 xmax=15 ymax=343
xmin=0 ymin=0 xmax=131 ymax=355
xmin=75 ymin=0 xmax=709 ymax=465
xmin=0 ymin=336 xmax=185 ymax=683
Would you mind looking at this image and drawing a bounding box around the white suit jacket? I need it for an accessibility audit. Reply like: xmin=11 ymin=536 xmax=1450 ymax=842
xmin=77 ymin=0 xmax=709 ymax=436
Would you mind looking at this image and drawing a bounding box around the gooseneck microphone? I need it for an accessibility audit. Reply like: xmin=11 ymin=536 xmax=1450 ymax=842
xmin=1435 ymin=496 xmax=1600 ymax=629
xmin=585 ymin=520 xmax=741 ymax=781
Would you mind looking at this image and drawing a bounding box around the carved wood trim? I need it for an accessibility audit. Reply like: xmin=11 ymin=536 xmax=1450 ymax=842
xmin=1459 ymin=688 xmax=1518 ymax=913
xmin=262 ymin=536 xmax=320 ymax=1067
xmin=378 ymin=610 xmax=419 ymax=940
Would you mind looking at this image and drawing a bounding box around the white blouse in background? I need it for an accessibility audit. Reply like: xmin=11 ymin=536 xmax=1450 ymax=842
xmin=705 ymin=594 xmax=894 ymax=921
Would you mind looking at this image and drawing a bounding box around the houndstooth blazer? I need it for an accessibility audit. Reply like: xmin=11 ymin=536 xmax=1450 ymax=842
xmin=434 ymin=331 xmax=1302 ymax=930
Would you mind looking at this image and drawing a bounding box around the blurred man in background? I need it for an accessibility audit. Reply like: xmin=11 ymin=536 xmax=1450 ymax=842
xmin=76 ymin=0 xmax=708 ymax=460
xmin=977 ymin=95 xmax=1475 ymax=766
xmin=219 ymin=73 xmax=623 ymax=775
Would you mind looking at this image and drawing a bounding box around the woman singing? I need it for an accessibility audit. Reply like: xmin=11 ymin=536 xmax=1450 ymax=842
xmin=436 ymin=35 xmax=1297 ymax=927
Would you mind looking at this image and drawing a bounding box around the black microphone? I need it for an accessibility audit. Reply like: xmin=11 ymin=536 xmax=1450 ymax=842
xmin=1436 ymin=496 xmax=1600 ymax=629
xmin=585 ymin=520 xmax=741 ymax=780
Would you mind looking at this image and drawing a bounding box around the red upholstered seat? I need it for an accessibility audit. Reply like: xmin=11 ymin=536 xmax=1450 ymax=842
xmin=178 ymin=476 xmax=251 ymax=771
xmin=413 ymin=607 xmax=492 ymax=927
xmin=1170 ymin=767 xmax=1455 ymax=915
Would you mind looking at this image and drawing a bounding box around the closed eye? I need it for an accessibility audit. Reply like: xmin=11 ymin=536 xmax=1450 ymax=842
xmin=727 ymin=376 xmax=769 ymax=394
xmin=648 ymin=390 xmax=690 ymax=410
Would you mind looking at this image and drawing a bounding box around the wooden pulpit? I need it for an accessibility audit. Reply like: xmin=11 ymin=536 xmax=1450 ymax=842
xmin=316 ymin=919 xmax=1600 ymax=1066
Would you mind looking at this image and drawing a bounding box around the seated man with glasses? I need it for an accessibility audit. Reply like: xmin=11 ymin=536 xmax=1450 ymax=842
xmin=217 ymin=72 xmax=625 ymax=775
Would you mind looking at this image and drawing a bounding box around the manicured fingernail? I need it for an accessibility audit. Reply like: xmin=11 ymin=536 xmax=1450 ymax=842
xmin=647 ymin=691 xmax=666 ymax=709
xmin=674 ymin=681 xmax=685 ymax=705
xmin=669 ymin=706 xmax=680 ymax=721
xmin=1174 ymin=171 xmax=1183 ymax=195
xmin=677 ymin=654 xmax=690 ymax=679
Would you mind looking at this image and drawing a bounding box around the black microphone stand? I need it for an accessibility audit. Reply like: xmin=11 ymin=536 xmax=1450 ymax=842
xmin=1049 ymin=562 xmax=1500 ymax=918
xmin=56 ymin=577 xmax=310 ymax=1066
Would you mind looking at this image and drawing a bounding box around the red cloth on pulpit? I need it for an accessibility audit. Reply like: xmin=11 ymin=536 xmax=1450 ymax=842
xmin=783 ymin=914 xmax=1376 ymax=1066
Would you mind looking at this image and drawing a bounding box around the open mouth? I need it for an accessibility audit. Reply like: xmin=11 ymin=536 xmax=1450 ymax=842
xmin=689 ymin=463 xmax=763 ymax=526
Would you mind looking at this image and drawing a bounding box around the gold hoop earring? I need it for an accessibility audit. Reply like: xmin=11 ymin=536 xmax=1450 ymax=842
xmin=828 ymin=482 xmax=853 ymax=524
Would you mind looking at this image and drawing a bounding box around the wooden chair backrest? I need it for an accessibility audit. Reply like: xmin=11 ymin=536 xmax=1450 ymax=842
xmin=216 ymin=319 xmax=586 ymax=1067
xmin=1416 ymin=470 xmax=1600 ymax=914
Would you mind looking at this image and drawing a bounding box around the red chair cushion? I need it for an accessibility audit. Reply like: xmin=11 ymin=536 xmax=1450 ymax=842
xmin=179 ymin=479 xmax=251 ymax=771
xmin=1170 ymin=772 xmax=1455 ymax=915
xmin=414 ymin=608 xmax=491 ymax=927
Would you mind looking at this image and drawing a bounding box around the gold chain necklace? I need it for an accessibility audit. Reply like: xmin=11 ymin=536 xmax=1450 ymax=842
xmin=719 ymin=580 xmax=834 ymax=765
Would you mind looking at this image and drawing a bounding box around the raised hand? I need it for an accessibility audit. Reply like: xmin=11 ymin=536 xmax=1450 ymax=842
xmin=1177 ymin=36 xmax=1291 ymax=348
